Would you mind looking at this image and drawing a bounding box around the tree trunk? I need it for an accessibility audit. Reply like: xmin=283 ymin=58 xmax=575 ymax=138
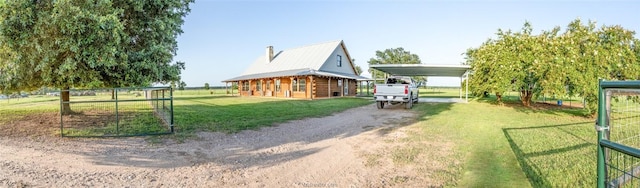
xmin=61 ymin=86 xmax=72 ymax=115
xmin=495 ymin=92 xmax=502 ymax=103
xmin=520 ymin=90 xmax=533 ymax=107
xmin=111 ymin=89 xmax=115 ymax=100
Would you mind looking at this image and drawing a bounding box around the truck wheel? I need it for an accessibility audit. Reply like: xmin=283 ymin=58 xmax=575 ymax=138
xmin=405 ymin=99 xmax=413 ymax=109
xmin=414 ymin=93 xmax=419 ymax=103
xmin=377 ymin=101 xmax=384 ymax=109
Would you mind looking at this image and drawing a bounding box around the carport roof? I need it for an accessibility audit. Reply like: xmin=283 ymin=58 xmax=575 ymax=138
xmin=369 ymin=64 xmax=470 ymax=77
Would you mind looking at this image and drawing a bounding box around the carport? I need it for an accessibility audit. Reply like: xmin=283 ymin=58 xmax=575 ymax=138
xmin=369 ymin=64 xmax=471 ymax=102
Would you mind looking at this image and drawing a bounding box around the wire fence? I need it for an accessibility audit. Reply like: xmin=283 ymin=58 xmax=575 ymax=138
xmin=598 ymin=81 xmax=640 ymax=187
xmin=60 ymin=87 xmax=173 ymax=137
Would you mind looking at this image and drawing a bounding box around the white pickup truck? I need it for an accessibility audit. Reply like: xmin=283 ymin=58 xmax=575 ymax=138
xmin=374 ymin=76 xmax=419 ymax=109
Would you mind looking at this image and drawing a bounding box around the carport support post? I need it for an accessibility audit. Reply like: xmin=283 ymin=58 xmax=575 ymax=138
xmin=459 ymin=77 xmax=462 ymax=99
xmin=366 ymin=81 xmax=370 ymax=95
xmin=372 ymin=69 xmax=376 ymax=84
xmin=465 ymin=73 xmax=469 ymax=102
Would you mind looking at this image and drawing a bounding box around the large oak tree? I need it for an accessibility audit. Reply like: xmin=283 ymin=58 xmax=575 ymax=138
xmin=367 ymin=47 xmax=424 ymax=84
xmin=0 ymin=0 xmax=193 ymax=114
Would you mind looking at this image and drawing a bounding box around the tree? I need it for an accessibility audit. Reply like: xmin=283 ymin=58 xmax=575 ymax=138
xmin=465 ymin=18 xmax=640 ymax=113
xmin=171 ymin=81 xmax=177 ymax=90
xmin=354 ymin=65 xmax=363 ymax=75
xmin=367 ymin=47 xmax=422 ymax=82
xmin=352 ymin=58 xmax=363 ymax=76
xmin=0 ymin=0 xmax=193 ymax=114
xmin=204 ymin=83 xmax=210 ymax=90
xmin=178 ymin=81 xmax=186 ymax=90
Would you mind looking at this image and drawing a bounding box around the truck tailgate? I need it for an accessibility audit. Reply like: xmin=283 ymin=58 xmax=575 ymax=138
xmin=375 ymin=84 xmax=407 ymax=96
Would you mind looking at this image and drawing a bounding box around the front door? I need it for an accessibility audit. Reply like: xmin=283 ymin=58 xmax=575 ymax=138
xmin=343 ymin=79 xmax=348 ymax=95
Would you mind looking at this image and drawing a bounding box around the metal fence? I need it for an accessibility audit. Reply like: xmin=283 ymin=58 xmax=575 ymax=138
xmin=60 ymin=87 xmax=173 ymax=137
xmin=597 ymin=80 xmax=640 ymax=187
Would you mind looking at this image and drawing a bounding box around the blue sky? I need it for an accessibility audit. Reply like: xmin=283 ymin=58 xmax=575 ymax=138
xmin=174 ymin=0 xmax=640 ymax=87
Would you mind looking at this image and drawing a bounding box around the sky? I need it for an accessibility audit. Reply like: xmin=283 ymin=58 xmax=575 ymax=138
xmin=173 ymin=0 xmax=640 ymax=87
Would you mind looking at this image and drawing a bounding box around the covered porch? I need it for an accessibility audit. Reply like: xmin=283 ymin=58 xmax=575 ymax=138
xmin=222 ymin=69 xmax=368 ymax=99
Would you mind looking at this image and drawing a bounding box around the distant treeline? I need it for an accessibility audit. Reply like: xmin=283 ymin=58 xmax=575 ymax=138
xmin=182 ymin=86 xmax=232 ymax=90
xmin=424 ymin=86 xmax=461 ymax=89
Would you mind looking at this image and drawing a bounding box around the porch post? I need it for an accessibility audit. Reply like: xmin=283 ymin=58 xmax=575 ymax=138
xmin=310 ymin=76 xmax=314 ymax=100
xmin=341 ymin=78 xmax=345 ymax=97
xmin=358 ymin=81 xmax=362 ymax=96
xmin=328 ymin=77 xmax=331 ymax=98
xmin=290 ymin=77 xmax=294 ymax=98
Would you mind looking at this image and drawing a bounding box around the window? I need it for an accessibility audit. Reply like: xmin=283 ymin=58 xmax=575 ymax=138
xmin=292 ymin=78 xmax=298 ymax=92
xmin=337 ymin=55 xmax=342 ymax=67
xmin=242 ymin=81 xmax=249 ymax=91
xmin=266 ymin=80 xmax=271 ymax=90
xmin=256 ymin=80 xmax=262 ymax=91
xmin=276 ymin=79 xmax=281 ymax=92
xmin=299 ymin=79 xmax=306 ymax=92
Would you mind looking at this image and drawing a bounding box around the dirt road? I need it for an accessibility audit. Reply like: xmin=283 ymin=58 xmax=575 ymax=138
xmin=1 ymin=103 xmax=457 ymax=187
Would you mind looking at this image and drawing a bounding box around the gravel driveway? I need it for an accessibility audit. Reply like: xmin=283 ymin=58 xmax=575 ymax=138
xmin=1 ymin=103 xmax=456 ymax=187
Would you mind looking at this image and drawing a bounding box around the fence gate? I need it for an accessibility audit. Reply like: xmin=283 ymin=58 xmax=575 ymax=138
xmin=597 ymin=80 xmax=640 ymax=187
xmin=60 ymin=87 xmax=174 ymax=137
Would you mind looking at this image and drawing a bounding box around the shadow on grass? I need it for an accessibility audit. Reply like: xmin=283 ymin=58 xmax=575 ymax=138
xmin=475 ymin=95 xmax=590 ymax=117
xmin=61 ymin=110 xmax=171 ymax=137
xmin=502 ymin=121 xmax=595 ymax=187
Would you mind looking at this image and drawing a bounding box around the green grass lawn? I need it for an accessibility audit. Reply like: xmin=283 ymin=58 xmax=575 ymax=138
xmin=0 ymin=92 xmax=373 ymax=137
xmin=0 ymin=90 xmax=602 ymax=186
xmin=419 ymin=87 xmax=468 ymax=98
xmin=407 ymin=100 xmax=595 ymax=187
xmin=0 ymin=96 xmax=60 ymax=122
xmin=173 ymin=95 xmax=372 ymax=133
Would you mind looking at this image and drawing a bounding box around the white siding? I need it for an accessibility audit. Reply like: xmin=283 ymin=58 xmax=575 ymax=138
xmin=318 ymin=45 xmax=356 ymax=75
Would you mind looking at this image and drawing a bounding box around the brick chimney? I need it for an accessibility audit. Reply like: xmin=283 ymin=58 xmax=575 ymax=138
xmin=266 ymin=46 xmax=274 ymax=63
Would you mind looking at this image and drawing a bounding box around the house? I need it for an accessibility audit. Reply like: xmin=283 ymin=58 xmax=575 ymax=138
xmin=223 ymin=40 xmax=367 ymax=99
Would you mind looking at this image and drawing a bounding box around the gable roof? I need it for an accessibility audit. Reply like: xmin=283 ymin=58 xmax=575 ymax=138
xmin=224 ymin=40 xmax=368 ymax=82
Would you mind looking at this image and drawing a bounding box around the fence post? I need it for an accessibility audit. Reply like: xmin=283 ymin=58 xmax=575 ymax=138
xmin=60 ymin=89 xmax=64 ymax=137
xmin=115 ymin=88 xmax=119 ymax=135
xmin=162 ymin=89 xmax=165 ymax=112
xmin=170 ymin=87 xmax=174 ymax=133
xmin=597 ymin=79 xmax=606 ymax=188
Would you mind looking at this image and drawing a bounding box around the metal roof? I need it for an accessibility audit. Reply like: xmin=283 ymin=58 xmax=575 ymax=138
xmin=241 ymin=40 xmax=343 ymax=75
xmin=223 ymin=40 xmax=367 ymax=82
xmin=223 ymin=68 xmax=368 ymax=82
xmin=369 ymin=64 xmax=471 ymax=77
